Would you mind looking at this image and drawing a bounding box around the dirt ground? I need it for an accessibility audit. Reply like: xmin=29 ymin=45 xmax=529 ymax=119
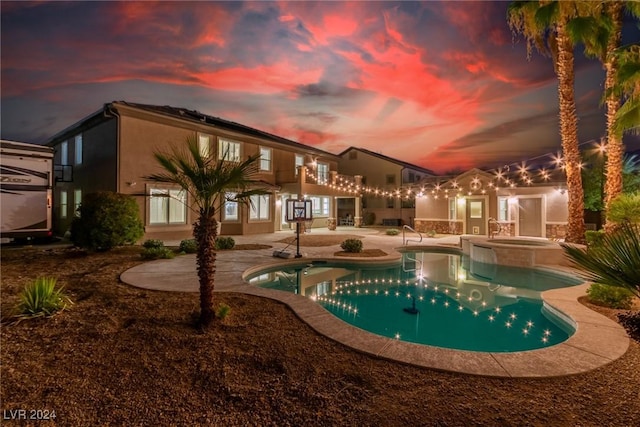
xmin=1 ymin=244 xmax=639 ymax=426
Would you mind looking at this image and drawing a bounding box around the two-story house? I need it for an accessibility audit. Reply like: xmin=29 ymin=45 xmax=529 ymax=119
xmin=338 ymin=147 xmax=435 ymax=227
xmin=46 ymin=101 xmax=357 ymax=241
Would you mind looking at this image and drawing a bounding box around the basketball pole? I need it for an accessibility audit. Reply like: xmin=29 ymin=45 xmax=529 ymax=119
xmin=295 ymin=221 xmax=302 ymax=258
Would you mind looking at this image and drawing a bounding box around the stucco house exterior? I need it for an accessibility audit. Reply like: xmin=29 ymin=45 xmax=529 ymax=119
xmin=412 ymin=168 xmax=569 ymax=239
xmin=46 ymin=101 xmax=359 ymax=241
xmin=338 ymin=147 xmax=435 ymax=227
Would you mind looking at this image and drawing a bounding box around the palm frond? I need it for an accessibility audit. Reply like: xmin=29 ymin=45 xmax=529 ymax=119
xmin=562 ymin=222 xmax=640 ymax=297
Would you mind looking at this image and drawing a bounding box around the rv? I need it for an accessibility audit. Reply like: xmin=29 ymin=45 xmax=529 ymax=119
xmin=0 ymin=140 xmax=54 ymax=242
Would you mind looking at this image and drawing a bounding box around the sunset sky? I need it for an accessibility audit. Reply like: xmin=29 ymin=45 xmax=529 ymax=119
xmin=1 ymin=1 xmax=638 ymax=174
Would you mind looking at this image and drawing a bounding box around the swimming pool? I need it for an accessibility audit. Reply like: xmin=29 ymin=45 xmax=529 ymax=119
xmin=245 ymin=251 xmax=582 ymax=352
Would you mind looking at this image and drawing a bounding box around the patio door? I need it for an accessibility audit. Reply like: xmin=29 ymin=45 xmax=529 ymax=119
xmin=518 ymin=197 xmax=543 ymax=237
xmin=466 ymin=198 xmax=486 ymax=235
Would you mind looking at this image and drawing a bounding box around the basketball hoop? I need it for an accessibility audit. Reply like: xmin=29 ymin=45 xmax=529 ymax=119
xmin=285 ymin=199 xmax=313 ymax=257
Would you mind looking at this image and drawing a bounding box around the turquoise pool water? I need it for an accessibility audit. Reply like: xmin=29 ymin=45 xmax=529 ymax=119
xmin=246 ymin=251 xmax=582 ymax=352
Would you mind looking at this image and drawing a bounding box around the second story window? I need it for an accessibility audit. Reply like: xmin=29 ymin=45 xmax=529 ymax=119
xmin=386 ymin=174 xmax=396 ymax=185
xmin=60 ymin=141 xmax=68 ymax=165
xmin=74 ymin=134 xmax=82 ymax=165
xmin=259 ymin=147 xmax=272 ymax=172
xmin=198 ymin=134 xmax=211 ymax=158
xmin=317 ymin=162 xmax=329 ymax=182
xmin=295 ymin=154 xmax=304 ymax=175
xmin=219 ymin=138 xmax=241 ymax=162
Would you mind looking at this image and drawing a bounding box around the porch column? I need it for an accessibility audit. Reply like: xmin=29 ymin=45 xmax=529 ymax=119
xmin=327 ymin=196 xmax=337 ymax=231
xmin=354 ymin=175 xmax=363 ymax=227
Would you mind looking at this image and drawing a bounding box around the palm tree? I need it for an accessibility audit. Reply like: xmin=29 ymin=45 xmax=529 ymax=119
xmin=611 ymin=43 xmax=640 ymax=136
xmin=570 ymin=2 xmax=639 ymax=232
xmin=508 ymin=1 xmax=586 ymax=243
xmin=146 ymin=136 xmax=267 ymax=327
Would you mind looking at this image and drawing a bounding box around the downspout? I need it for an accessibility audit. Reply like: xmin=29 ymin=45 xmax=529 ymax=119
xmin=103 ymin=103 xmax=121 ymax=193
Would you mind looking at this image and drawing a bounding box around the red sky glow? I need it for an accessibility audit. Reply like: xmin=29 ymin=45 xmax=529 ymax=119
xmin=1 ymin=1 xmax=638 ymax=174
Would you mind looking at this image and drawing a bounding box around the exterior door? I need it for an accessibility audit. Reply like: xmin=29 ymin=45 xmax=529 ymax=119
xmin=518 ymin=197 xmax=543 ymax=237
xmin=466 ymin=198 xmax=485 ymax=235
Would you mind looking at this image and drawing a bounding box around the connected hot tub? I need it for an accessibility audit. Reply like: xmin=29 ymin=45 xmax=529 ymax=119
xmin=461 ymin=236 xmax=571 ymax=268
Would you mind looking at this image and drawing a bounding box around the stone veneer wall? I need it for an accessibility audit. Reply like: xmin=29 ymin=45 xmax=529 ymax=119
xmin=547 ymin=224 xmax=567 ymax=240
xmin=414 ymin=220 xmax=463 ymax=235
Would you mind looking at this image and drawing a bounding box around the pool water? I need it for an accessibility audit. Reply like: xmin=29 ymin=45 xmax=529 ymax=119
xmin=246 ymin=251 xmax=582 ymax=352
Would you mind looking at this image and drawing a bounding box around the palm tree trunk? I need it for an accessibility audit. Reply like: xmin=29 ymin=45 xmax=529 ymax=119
xmin=194 ymin=212 xmax=218 ymax=327
xmin=556 ymin=19 xmax=586 ymax=244
xmin=604 ymin=1 xmax=624 ymax=233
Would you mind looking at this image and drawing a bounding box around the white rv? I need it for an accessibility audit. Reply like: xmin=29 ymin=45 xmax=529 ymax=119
xmin=0 ymin=140 xmax=54 ymax=241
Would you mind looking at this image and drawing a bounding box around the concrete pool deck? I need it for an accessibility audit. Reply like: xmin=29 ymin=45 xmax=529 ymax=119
xmin=120 ymin=228 xmax=630 ymax=378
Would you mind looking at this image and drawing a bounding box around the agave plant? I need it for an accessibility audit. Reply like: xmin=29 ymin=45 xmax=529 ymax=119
xmin=563 ymin=222 xmax=640 ymax=297
xmin=16 ymin=277 xmax=72 ymax=319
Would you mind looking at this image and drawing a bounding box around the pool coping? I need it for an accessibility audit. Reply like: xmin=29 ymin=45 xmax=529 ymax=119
xmin=121 ymin=244 xmax=630 ymax=378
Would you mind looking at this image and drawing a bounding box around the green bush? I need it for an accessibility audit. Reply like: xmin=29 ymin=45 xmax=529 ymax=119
xmin=16 ymin=277 xmax=72 ymax=319
xmin=585 ymin=230 xmax=605 ymax=247
xmin=179 ymin=239 xmax=198 ymax=254
xmin=215 ymin=236 xmax=235 ymax=250
xmin=216 ymin=303 xmax=231 ymax=320
xmin=71 ymin=191 xmax=144 ymax=251
xmin=143 ymin=239 xmax=164 ymax=249
xmin=587 ymin=283 xmax=634 ymax=309
xmin=386 ymin=228 xmax=399 ymax=236
xmin=563 ymin=222 xmax=640 ymax=298
xmin=363 ymin=211 xmax=376 ymax=226
xmin=141 ymin=247 xmax=176 ymax=260
xmin=341 ymin=238 xmax=363 ymax=253
xmin=607 ymin=192 xmax=640 ymax=224
xmin=426 ymin=230 xmax=436 ymax=237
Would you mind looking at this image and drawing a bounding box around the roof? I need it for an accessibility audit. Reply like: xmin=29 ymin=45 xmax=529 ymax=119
xmin=114 ymin=101 xmax=340 ymax=159
xmin=46 ymin=101 xmax=340 ymax=159
xmin=338 ymin=146 xmax=435 ymax=175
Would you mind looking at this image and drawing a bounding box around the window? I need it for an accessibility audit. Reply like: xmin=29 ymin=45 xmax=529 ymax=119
xmin=60 ymin=190 xmax=68 ymax=219
xmin=224 ymin=192 xmax=238 ymax=221
xmin=60 ymin=141 xmax=68 ymax=165
xmin=386 ymin=197 xmax=395 ymax=209
xmin=317 ymin=162 xmax=329 ymax=182
xmin=198 ymin=134 xmax=211 ymax=158
xmin=498 ymin=197 xmax=511 ymax=221
xmin=249 ymin=194 xmax=270 ymax=220
xmin=259 ymin=147 xmax=272 ymax=172
xmin=74 ymin=134 xmax=82 ymax=165
xmin=408 ymin=172 xmax=415 ymax=182
xmin=309 ymin=196 xmax=330 ymax=216
xmin=469 ymin=201 xmax=483 ymax=218
xmin=386 ymin=174 xmax=396 ymax=185
xmin=448 ymin=198 xmax=457 ymax=220
xmin=295 ymin=154 xmax=304 ymax=175
xmin=74 ymin=189 xmax=82 ymax=217
xmin=218 ymin=138 xmax=241 ymax=162
xmin=150 ymin=189 xmax=186 ymax=224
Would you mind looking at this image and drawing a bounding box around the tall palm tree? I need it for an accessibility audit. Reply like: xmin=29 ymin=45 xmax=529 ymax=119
xmin=612 ymin=43 xmax=640 ymax=136
xmin=509 ymin=1 xmax=586 ymax=243
xmin=570 ymin=2 xmax=639 ymax=231
xmin=146 ymin=136 xmax=267 ymax=327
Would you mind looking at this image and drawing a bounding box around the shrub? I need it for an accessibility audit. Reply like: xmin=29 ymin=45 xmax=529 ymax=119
xmin=179 ymin=239 xmax=198 ymax=254
xmin=386 ymin=229 xmax=399 ymax=236
xmin=341 ymin=238 xmax=363 ymax=253
xmin=607 ymin=192 xmax=640 ymax=225
xmin=585 ymin=230 xmax=605 ymax=248
xmin=16 ymin=277 xmax=72 ymax=319
xmin=141 ymin=247 xmax=176 ymax=260
xmin=563 ymin=222 xmax=640 ymax=298
xmin=426 ymin=230 xmax=436 ymax=238
xmin=363 ymin=211 xmax=376 ymax=226
xmin=215 ymin=236 xmax=235 ymax=250
xmin=587 ymin=283 xmax=634 ymax=309
xmin=71 ymin=191 xmax=144 ymax=251
xmin=143 ymin=239 xmax=164 ymax=249
xmin=216 ymin=303 xmax=231 ymax=320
